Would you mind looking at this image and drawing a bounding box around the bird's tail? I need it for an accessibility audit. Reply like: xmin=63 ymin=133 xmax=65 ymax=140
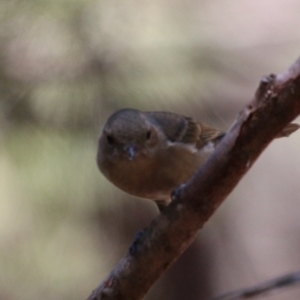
xmin=276 ymin=123 xmax=299 ymax=138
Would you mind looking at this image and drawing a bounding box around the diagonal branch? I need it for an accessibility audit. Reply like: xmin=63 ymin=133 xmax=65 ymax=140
xmin=86 ymin=57 xmax=300 ymax=300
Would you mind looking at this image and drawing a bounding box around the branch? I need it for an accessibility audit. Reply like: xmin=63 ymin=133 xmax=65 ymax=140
xmin=210 ymin=271 xmax=300 ymax=300
xmin=86 ymin=57 xmax=300 ymax=300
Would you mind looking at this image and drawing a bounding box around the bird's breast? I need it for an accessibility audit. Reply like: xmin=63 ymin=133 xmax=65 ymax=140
xmin=100 ymin=144 xmax=212 ymax=201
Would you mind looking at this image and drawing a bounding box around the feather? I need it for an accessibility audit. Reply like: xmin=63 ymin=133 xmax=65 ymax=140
xmin=276 ymin=123 xmax=300 ymax=138
xmin=145 ymin=111 xmax=224 ymax=148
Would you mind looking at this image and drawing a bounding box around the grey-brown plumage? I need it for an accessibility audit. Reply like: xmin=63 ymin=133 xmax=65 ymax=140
xmin=97 ymin=108 xmax=298 ymax=211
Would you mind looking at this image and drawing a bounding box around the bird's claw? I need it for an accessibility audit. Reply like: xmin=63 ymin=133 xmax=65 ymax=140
xmin=171 ymin=183 xmax=185 ymax=202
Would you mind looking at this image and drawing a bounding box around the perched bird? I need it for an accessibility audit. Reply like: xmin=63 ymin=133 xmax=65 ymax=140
xmin=97 ymin=108 xmax=299 ymax=212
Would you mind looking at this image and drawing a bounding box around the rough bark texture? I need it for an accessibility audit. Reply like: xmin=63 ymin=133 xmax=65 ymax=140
xmin=86 ymin=57 xmax=300 ymax=300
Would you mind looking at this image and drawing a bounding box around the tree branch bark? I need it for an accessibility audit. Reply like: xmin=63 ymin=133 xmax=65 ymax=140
xmin=86 ymin=57 xmax=300 ymax=300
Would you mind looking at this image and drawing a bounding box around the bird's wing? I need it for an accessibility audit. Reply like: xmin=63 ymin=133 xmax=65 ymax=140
xmin=145 ymin=111 xmax=224 ymax=148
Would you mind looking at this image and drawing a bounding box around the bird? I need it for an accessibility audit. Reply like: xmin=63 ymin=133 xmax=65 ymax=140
xmin=97 ymin=108 xmax=299 ymax=212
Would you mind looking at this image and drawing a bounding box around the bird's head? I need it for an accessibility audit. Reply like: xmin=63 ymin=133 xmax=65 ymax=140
xmin=97 ymin=109 xmax=163 ymax=165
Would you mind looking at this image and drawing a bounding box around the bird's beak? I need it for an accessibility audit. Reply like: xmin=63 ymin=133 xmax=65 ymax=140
xmin=125 ymin=145 xmax=135 ymax=161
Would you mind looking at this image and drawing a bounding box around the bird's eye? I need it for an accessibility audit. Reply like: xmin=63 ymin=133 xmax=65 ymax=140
xmin=106 ymin=135 xmax=114 ymax=145
xmin=146 ymin=130 xmax=152 ymax=140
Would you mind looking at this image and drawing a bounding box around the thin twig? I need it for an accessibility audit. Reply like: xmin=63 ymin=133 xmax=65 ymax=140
xmin=210 ymin=271 xmax=300 ymax=300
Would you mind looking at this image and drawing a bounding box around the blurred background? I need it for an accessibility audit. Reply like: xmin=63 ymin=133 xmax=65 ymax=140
xmin=1 ymin=0 xmax=300 ymax=299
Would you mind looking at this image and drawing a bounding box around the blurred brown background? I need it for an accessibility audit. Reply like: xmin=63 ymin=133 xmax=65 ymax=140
xmin=1 ymin=1 xmax=300 ymax=299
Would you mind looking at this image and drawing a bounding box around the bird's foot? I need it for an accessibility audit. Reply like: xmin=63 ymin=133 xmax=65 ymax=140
xmin=155 ymin=200 xmax=169 ymax=213
xmin=171 ymin=183 xmax=185 ymax=202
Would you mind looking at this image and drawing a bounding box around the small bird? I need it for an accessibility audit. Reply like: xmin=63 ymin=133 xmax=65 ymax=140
xmin=97 ymin=108 xmax=299 ymax=212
